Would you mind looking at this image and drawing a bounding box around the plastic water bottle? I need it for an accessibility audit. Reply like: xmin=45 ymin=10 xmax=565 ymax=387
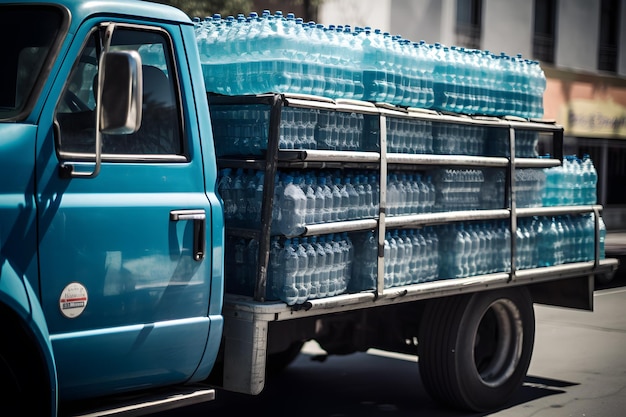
xmin=280 ymin=239 xmax=300 ymax=305
xmin=277 ymin=175 xmax=306 ymax=236
xmin=313 ymin=236 xmax=329 ymax=298
xmin=267 ymin=236 xmax=283 ymax=300
xmin=538 ymin=217 xmax=555 ymax=267
xmin=353 ymin=175 xmax=366 ymax=218
xmin=293 ymin=238 xmax=309 ymax=304
xmin=383 ymin=232 xmax=393 ymax=288
xmin=387 ymin=174 xmax=399 ymax=216
xmin=582 ymin=154 xmax=598 ymax=204
xmin=304 ymin=175 xmax=316 ymax=225
xmin=451 ymin=225 xmax=467 ymax=278
xmin=341 ymin=233 xmax=354 ymax=292
xmin=308 ymin=236 xmax=322 ymax=298
xmin=350 ymin=231 xmax=378 ymax=292
xmin=390 ymin=231 xmax=402 ymax=286
xmin=300 ymin=238 xmax=317 ymax=299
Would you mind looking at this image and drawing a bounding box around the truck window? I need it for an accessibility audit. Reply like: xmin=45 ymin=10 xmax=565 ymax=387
xmin=55 ymin=26 xmax=183 ymax=157
xmin=0 ymin=5 xmax=66 ymax=121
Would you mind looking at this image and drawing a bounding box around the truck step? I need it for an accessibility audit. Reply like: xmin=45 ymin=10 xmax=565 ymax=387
xmin=61 ymin=385 xmax=215 ymax=417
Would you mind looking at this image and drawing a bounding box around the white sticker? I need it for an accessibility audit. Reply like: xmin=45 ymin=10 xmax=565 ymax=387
xmin=59 ymin=282 xmax=88 ymax=319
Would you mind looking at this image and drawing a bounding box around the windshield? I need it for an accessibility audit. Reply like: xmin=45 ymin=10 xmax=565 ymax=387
xmin=0 ymin=5 xmax=67 ymax=121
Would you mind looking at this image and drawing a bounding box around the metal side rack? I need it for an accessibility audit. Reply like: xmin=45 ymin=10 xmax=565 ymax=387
xmin=209 ymin=92 xmax=619 ymax=315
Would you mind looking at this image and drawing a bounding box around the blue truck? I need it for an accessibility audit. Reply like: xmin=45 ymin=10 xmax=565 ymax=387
xmin=0 ymin=1 xmax=619 ymax=415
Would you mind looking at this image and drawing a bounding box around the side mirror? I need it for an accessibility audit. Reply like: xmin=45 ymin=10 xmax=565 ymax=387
xmin=99 ymin=50 xmax=143 ymax=134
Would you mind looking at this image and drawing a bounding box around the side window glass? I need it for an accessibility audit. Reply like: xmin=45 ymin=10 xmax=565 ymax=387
xmin=55 ymin=26 xmax=183 ymax=156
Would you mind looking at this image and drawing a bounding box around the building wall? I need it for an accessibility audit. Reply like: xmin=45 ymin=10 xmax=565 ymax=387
xmin=482 ymin=0 xmax=533 ymax=57
xmin=317 ymin=0 xmax=391 ymax=31
xmin=387 ymin=0 xmax=456 ymax=46
xmin=556 ymin=0 xmax=601 ymax=72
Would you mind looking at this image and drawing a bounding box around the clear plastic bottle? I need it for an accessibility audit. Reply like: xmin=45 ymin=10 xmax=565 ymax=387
xmin=314 ymin=236 xmax=329 ymax=298
xmin=278 ymin=175 xmax=306 ymax=236
xmin=390 ymin=231 xmax=402 ymax=286
xmin=304 ymin=175 xmax=316 ymax=225
xmin=267 ymin=236 xmax=283 ymax=300
xmin=582 ymin=154 xmax=598 ymax=204
xmin=583 ymin=214 xmax=595 ymax=261
xmin=329 ymin=234 xmax=343 ymax=295
xmin=387 ymin=174 xmax=399 ymax=216
xmin=322 ymin=235 xmax=336 ymax=297
xmin=301 ymin=237 xmax=318 ymax=299
xmin=340 ymin=233 xmax=354 ymax=293
xmin=351 ymin=230 xmax=378 ymax=292
xmin=293 ymin=238 xmax=309 ymax=304
xmin=280 ymin=239 xmax=300 ymax=305
xmin=538 ymin=217 xmax=555 ymax=267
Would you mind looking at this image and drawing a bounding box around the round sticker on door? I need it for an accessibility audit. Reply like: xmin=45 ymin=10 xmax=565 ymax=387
xmin=59 ymin=282 xmax=88 ymax=318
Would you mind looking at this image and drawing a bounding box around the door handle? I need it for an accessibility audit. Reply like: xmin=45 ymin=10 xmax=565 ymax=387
xmin=170 ymin=209 xmax=206 ymax=261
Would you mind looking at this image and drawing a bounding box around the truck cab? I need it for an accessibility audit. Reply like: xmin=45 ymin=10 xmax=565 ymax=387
xmin=0 ymin=1 xmax=223 ymax=414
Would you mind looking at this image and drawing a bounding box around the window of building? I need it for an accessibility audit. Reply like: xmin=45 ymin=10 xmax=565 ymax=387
xmin=456 ymin=0 xmax=482 ymax=49
xmin=598 ymin=0 xmax=620 ymax=72
xmin=533 ymin=0 xmax=557 ymax=64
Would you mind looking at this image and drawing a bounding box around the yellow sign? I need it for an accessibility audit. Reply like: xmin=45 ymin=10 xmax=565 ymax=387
xmin=561 ymin=99 xmax=626 ymax=138
xmin=543 ymin=67 xmax=626 ymax=139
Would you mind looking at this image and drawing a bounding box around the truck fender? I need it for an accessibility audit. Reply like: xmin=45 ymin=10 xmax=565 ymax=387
xmin=0 ymin=259 xmax=58 ymax=415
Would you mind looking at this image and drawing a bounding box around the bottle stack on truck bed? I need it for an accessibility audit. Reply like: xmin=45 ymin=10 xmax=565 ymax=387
xmin=196 ymin=9 xmax=617 ymax=411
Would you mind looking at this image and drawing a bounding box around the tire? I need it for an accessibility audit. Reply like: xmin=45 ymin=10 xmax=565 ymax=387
xmin=0 ymin=314 xmax=52 ymax=416
xmin=418 ymin=287 xmax=535 ymax=412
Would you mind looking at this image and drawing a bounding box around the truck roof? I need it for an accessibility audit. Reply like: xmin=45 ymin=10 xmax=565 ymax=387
xmin=14 ymin=0 xmax=192 ymax=28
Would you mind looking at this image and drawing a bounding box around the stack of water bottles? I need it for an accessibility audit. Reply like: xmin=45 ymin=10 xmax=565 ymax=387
xmin=195 ymin=10 xmax=546 ymax=118
xmin=218 ymin=168 xmax=381 ymax=236
xmin=209 ymin=103 xmax=371 ymax=156
xmin=543 ymin=154 xmax=598 ymax=206
xmin=431 ymin=168 xmax=485 ymax=211
xmin=217 ymin=168 xmax=265 ymax=228
xmin=349 ymin=228 xmax=440 ymax=291
xmin=480 ymin=168 xmax=507 ymax=209
xmin=386 ymin=172 xmax=436 ymax=216
xmin=224 ymin=235 xmax=260 ymax=295
xmin=516 ymin=130 xmax=540 ymax=158
xmin=315 ymin=109 xmax=366 ymax=151
xmin=281 ymin=106 xmax=368 ymax=151
xmin=515 ymin=214 xmax=605 ymax=270
xmin=268 ymin=234 xmax=354 ymax=305
xmin=270 ymin=170 xmax=380 ymax=236
xmin=516 ymin=168 xmax=546 ymax=208
xmin=437 ymin=221 xmax=512 ymax=279
xmin=387 ymin=117 xmax=433 ymax=154
xmin=433 ymin=122 xmax=486 ymax=155
xmin=209 ymin=104 xmax=270 ymax=156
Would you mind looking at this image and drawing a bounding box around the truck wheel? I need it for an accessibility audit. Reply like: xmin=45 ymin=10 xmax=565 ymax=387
xmin=0 ymin=315 xmax=51 ymax=416
xmin=418 ymin=287 xmax=535 ymax=412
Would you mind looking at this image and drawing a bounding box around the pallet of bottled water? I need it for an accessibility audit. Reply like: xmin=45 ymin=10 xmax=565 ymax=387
xmin=195 ymin=10 xmax=546 ymax=119
xmin=202 ymin=10 xmax=607 ymax=306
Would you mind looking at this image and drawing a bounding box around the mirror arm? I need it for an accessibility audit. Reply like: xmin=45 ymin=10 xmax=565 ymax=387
xmin=62 ymin=23 xmax=115 ymax=179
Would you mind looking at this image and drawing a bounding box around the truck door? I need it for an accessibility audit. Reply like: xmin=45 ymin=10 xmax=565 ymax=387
xmin=36 ymin=23 xmax=215 ymax=400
